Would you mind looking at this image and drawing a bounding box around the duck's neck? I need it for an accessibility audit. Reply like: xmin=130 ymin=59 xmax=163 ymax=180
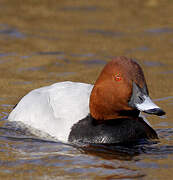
xmin=92 ymin=109 xmax=140 ymax=124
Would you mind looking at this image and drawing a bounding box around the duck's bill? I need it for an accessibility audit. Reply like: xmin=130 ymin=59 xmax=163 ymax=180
xmin=136 ymin=96 xmax=165 ymax=116
xmin=128 ymin=82 xmax=166 ymax=116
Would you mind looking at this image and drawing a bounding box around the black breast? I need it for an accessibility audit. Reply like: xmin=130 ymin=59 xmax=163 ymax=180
xmin=68 ymin=114 xmax=158 ymax=144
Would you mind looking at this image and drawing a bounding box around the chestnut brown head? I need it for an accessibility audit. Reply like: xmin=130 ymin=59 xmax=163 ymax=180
xmin=89 ymin=56 xmax=165 ymax=121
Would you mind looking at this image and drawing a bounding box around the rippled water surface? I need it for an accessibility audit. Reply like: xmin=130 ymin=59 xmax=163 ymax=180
xmin=0 ymin=0 xmax=173 ymax=179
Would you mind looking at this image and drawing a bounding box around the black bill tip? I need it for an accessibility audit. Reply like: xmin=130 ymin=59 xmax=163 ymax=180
xmin=144 ymin=108 xmax=166 ymax=116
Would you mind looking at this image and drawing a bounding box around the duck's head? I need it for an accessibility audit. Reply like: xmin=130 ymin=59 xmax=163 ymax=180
xmin=89 ymin=56 xmax=165 ymax=121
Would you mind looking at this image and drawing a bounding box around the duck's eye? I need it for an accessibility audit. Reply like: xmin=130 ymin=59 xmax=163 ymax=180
xmin=114 ymin=73 xmax=122 ymax=81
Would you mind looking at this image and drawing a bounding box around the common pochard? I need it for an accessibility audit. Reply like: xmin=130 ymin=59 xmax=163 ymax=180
xmin=8 ymin=56 xmax=165 ymax=144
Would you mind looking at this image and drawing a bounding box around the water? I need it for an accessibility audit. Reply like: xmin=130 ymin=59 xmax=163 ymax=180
xmin=0 ymin=0 xmax=173 ymax=179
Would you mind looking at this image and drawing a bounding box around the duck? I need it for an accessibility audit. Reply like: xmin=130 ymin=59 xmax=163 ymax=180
xmin=8 ymin=56 xmax=165 ymax=144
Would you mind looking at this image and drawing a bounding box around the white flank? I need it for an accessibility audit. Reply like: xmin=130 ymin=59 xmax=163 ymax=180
xmin=8 ymin=81 xmax=93 ymax=142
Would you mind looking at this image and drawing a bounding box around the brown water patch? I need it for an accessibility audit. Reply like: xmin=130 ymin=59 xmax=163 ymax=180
xmin=125 ymin=46 xmax=151 ymax=54
xmin=60 ymin=6 xmax=101 ymax=12
xmin=0 ymin=0 xmax=173 ymax=179
xmin=12 ymin=81 xmax=32 ymax=85
xmin=143 ymin=60 xmax=164 ymax=67
xmin=80 ymin=59 xmax=106 ymax=66
xmin=18 ymin=66 xmax=45 ymax=72
xmin=49 ymin=72 xmax=76 ymax=77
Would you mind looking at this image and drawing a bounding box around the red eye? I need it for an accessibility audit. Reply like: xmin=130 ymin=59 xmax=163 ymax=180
xmin=114 ymin=74 xmax=122 ymax=81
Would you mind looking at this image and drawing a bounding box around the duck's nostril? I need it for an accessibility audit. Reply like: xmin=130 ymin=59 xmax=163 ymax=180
xmin=144 ymin=108 xmax=166 ymax=116
xmin=138 ymin=96 xmax=143 ymax=103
